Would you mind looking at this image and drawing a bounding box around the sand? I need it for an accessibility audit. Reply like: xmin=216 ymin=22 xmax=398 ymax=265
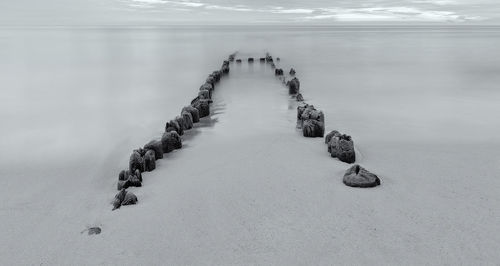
xmin=2 ymin=58 xmax=500 ymax=265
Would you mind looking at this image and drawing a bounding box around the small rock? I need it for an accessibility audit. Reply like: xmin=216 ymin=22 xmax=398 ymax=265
xmin=192 ymin=99 xmax=210 ymax=118
xmin=128 ymin=175 xmax=142 ymax=187
xmin=198 ymin=89 xmax=210 ymax=100
xmin=88 ymin=227 xmax=101 ymax=235
xmin=122 ymin=191 xmax=138 ymax=205
xmin=325 ymin=130 xmax=340 ymax=145
xmin=161 ymin=131 xmax=182 ymax=153
xmin=296 ymin=93 xmax=304 ymax=101
xmin=182 ymin=106 xmax=200 ymax=123
xmin=117 ymin=180 xmax=129 ymax=190
xmin=144 ymin=149 xmax=156 ymax=172
xmin=200 ymin=82 xmax=213 ymax=92
xmin=144 ymin=140 xmax=163 ymax=160
xmin=112 ymin=189 xmax=127 ymax=210
xmin=221 ymin=60 xmax=230 ymax=74
xmin=343 ymin=165 xmax=380 ymax=188
xmin=302 ymin=119 xmax=325 ymax=138
xmin=118 ymin=169 xmax=131 ymax=181
xmin=206 ymin=76 xmax=215 ymax=87
xmin=211 ymin=70 xmax=222 ymax=82
xmin=134 ymin=169 xmax=142 ymax=182
xmin=327 ymin=132 xmax=355 ymax=164
xmin=181 ymin=111 xmax=193 ymax=130
xmin=288 ymin=77 xmax=300 ymax=94
xmin=165 ymin=119 xmax=183 ymax=136
xmin=129 ymin=150 xmax=145 ymax=173
xmin=112 ymin=189 xmax=138 ymax=210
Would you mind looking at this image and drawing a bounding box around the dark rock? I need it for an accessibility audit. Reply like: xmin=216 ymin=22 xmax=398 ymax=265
xmin=192 ymin=99 xmax=210 ymax=118
xmin=144 ymin=140 xmax=163 ymax=160
xmin=112 ymin=189 xmax=127 ymax=210
xmin=118 ymin=169 xmax=142 ymax=191
xmin=260 ymin=57 xmax=265 ymax=63
xmin=144 ymin=149 xmax=156 ymax=172
xmin=276 ymin=57 xmax=280 ymax=61
xmin=288 ymin=77 xmax=300 ymax=94
xmin=301 ymin=108 xmax=324 ymax=123
xmin=133 ymin=147 xmax=147 ymax=157
xmin=198 ymin=89 xmax=210 ymax=100
xmin=290 ymin=68 xmax=296 ymax=76
xmin=181 ymin=111 xmax=193 ymax=130
xmin=161 ymin=131 xmax=182 ymax=153
xmin=117 ymin=180 xmax=129 ymax=190
xmin=297 ymin=104 xmax=324 ymax=127
xmin=236 ymin=59 xmax=242 ymax=63
xmin=118 ymin=169 xmax=131 ymax=181
xmin=122 ymin=191 xmax=138 ymax=206
xmin=182 ymin=106 xmax=200 ymax=123
xmin=343 ymin=165 xmax=380 ymax=188
xmin=200 ymin=82 xmax=213 ymax=92
xmin=296 ymin=104 xmax=308 ymax=126
xmin=127 ymin=173 xmax=142 ymax=188
xmin=134 ymin=169 xmax=142 ymax=182
xmin=325 ymin=130 xmax=340 ymax=145
xmin=165 ymin=119 xmax=183 ymax=136
xmin=228 ymin=54 xmax=235 ymax=62
xmin=206 ymin=76 xmax=215 ymax=87
xmin=190 ymin=96 xmax=199 ymax=106
xmin=265 ymin=53 xmax=273 ymax=63
xmin=302 ymin=119 xmax=325 ymax=138
xmin=275 ymin=68 xmax=283 ymax=76
xmin=296 ymin=93 xmax=304 ymax=101
xmin=221 ymin=60 xmax=230 ymax=74
xmin=221 ymin=66 xmax=229 ymax=74
xmin=211 ymin=70 xmax=222 ymax=82
xmin=248 ymin=57 xmax=254 ymax=63
xmin=328 ymin=133 xmax=355 ymax=164
xmin=88 ymin=227 xmax=101 ymax=235
xmin=296 ymin=104 xmax=325 ymax=137
xmin=129 ymin=150 xmax=145 ymax=173
xmin=175 ymin=115 xmax=191 ymax=132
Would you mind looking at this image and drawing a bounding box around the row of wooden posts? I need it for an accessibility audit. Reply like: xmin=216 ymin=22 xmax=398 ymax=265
xmin=111 ymin=52 xmax=380 ymax=211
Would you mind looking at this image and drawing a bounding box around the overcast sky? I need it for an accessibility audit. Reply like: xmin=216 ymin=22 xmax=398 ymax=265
xmin=1 ymin=0 xmax=499 ymax=26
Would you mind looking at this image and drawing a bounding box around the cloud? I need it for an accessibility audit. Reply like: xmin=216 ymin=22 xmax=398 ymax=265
xmin=411 ymin=0 xmax=458 ymax=5
xmin=124 ymin=0 xmax=486 ymax=23
xmin=271 ymin=8 xmax=315 ymax=14
xmin=301 ymin=6 xmax=482 ymax=22
xmin=205 ymin=5 xmax=254 ymax=12
xmin=129 ymin=0 xmax=205 ymax=8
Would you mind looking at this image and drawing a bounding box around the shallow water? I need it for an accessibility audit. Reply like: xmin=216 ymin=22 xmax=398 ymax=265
xmin=1 ymin=26 xmax=500 ymax=264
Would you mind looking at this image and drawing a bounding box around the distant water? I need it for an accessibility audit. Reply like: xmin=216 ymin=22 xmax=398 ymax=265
xmin=1 ymin=25 xmax=500 ymax=183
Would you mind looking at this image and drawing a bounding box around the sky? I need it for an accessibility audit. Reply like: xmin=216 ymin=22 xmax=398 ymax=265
xmin=1 ymin=0 xmax=499 ymax=26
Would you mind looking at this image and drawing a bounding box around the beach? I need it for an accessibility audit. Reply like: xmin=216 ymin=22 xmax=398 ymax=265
xmin=1 ymin=26 xmax=500 ymax=264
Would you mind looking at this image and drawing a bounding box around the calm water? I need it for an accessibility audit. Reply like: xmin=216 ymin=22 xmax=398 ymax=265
xmin=1 ymin=26 xmax=500 ymax=185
